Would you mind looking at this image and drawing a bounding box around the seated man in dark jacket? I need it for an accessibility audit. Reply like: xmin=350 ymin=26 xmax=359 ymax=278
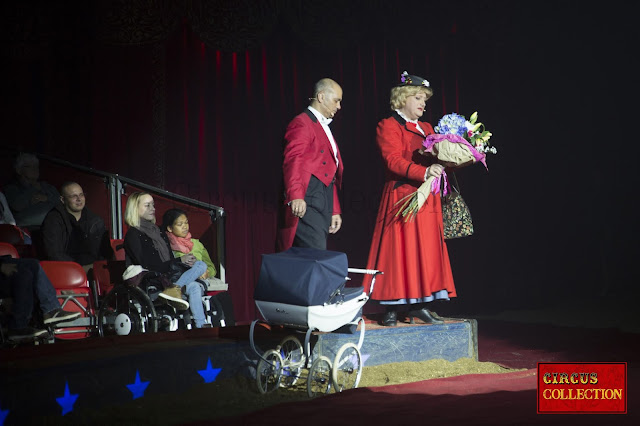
xmin=41 ymin=182 xmax=113 ymax=272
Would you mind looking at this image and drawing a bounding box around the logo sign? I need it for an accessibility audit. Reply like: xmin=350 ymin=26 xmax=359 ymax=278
xmin=537 ymin=362 xmax=627 ymax=414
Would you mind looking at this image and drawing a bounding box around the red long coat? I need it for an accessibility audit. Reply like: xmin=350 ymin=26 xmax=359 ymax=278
xmin=364 ymin=113 xmax=456 ymax=301
xmin=277 ymin=109 xmax=344 ymax=251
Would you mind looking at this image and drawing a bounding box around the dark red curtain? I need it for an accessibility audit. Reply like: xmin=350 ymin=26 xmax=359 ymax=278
xmin=100 ymin=22 xmax=464 ymax=322
xmin=4 ymin=14 xmax=466 ymax=322
xmin=3 ymin=1 xmax=637 ymax=322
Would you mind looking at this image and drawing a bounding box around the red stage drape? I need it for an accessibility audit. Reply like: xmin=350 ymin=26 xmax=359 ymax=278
xmin=58 ymin=21 xmax=463 ymax=322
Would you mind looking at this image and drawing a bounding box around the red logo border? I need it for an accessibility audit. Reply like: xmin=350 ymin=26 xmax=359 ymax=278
xmin=537 ymin=362 xmax=627 ymax=415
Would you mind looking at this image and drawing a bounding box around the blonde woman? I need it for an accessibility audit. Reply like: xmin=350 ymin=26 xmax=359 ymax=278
xmin=123 ymin=192 xmax=210 ymax=328
xmin=363 ymin=72 xmax=456 ymax=327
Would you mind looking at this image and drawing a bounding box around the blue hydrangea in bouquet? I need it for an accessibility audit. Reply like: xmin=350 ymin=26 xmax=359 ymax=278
xmin=433 ymin=111 xmax=496 ymax=156
xmin=395 ymin=111 xmax=496 ymax=221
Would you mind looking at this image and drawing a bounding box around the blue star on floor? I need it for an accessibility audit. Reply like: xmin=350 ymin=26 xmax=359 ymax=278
xmin=0 ymin=405 xmax=10 ymax=426
xmin=55 ymin=382 xmax=79 ymax=416
xmin=198 ymin=358 xmax=222 ymax=383
xmin=126 ymin=371 xmax=150 ymax=400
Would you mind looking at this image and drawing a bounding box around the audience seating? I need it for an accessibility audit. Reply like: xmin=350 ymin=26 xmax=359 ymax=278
xmin=39 ymin=261 xmax=96 ymax=339
xmin=0 ymin=242 xmax=19 ymax=258
xmin=91 ymin=241 xmax=126 ymax=306
xmin=0 ymin=224 xmax=23 ymax=245
xmin=110 ymin=239 xmax=125 ymax=261
xmin=0 ymin=242 xmax=19 ymax=344
xmin=0 ymin=224 xmax=33 ymax=258
xmin=91 ymin=259 xmax=126 ymax=298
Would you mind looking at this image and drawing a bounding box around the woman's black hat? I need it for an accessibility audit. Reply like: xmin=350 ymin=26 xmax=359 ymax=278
xmin=397 ymin=71 xmax=430 ymax=87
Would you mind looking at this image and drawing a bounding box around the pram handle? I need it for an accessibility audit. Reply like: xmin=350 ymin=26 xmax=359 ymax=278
xmin=347 ymin=268 xmax=383 ymax=296
xmin=347 ymin=268 xmax=383 ymax=275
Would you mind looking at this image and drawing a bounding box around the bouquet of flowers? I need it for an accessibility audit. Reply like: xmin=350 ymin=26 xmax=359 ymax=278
xmin=395 ymin=111 xmax=496 ymax=221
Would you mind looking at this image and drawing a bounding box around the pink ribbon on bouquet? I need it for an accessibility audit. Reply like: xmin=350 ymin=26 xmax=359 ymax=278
xmin=430 ymin=170 xmax=448 ymax=197
xmin=423 ymin=133 xmax=488 ymax=170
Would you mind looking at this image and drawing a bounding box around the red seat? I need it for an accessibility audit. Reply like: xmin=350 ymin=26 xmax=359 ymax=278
xmin=0 ymin=224 xmax=36 ymax=258
xmin=0 ymin=243 xmax=19 ymax=342
xmin=92 ymin=259 xmax=126 ymax=296
xmin=110 ymin=239 xmax=125 ymax=261
xmin=0 ymin=242 xmax=19 ymax=258
xmin=0 ymin=224 xmax=23 ymax=245
xmin=40 ymin=261 xmax=96 ymax=339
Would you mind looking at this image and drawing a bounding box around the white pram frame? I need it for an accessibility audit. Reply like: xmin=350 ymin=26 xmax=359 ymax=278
xmin=249 ymin=268 xmax=382 ymax=397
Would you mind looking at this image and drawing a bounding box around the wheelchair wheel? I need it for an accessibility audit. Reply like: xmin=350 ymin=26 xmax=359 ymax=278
xmin=98 ymin=285 xmax=158 ymax=337
xmin=332 ymin=342 xmax=363 ymax=392
xmin=154 ymin=304 xmax=179 ymax=332
xmin=307 ymin=356 xmax=333 ymax=397
xmin=278 ymin=336 xmax=305 ymax=388
xmin=203 ymin=295 xmax=226 ymax=327
xmin=256 ymin=349 xmax=283 ymax=394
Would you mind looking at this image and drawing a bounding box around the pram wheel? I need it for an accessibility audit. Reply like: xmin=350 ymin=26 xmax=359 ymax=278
xmin=256 ymin=349 xmax=283 ymax=394
xmin=307 ymin=356 xmax=333 ymax=397
xmin=278 ymin=336 xmax=305 ymax=388
xmin=332 ymin=342 xmax=363 ymax=392
xmin=97 ymin=285 xmax=158 ymax=337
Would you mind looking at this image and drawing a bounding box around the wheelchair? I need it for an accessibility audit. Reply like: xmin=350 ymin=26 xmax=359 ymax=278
xmin=94 ymin=263 xmax=227 ymax=337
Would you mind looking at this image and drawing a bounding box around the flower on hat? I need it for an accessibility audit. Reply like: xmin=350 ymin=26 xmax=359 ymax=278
xmin=400 ymin=71 xmax=412 ymax=85
xmin=400 ymin=70 xmax=430 ymax=87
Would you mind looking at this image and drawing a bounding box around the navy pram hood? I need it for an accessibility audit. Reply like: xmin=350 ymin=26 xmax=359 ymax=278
xmin=254 ymin=247 xmax=348 ymax=306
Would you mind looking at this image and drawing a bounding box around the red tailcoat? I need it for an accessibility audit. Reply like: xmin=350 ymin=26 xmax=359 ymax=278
xmin=364 ymin=113 xmax=456 ymax=301
xmin=277 ymin=110 xmax=344 ymax=251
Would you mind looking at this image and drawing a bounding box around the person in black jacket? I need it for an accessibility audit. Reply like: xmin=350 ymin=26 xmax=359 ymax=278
xmin=123 ymin=192 xmax=210 ymax=328
xmin=41 ymin=182 xmax=113 ymax=272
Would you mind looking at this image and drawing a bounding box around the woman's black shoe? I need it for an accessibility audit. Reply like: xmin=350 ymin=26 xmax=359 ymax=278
xmin=428 ymin=309 xmax=444 ymax=321
xmin=407 ymin=307 xmax=444 ymax=325
xmin=380 ymin=309 xmax=398 ymax=327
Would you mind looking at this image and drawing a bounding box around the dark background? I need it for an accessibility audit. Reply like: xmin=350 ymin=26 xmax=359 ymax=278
xmin=1 ymin=0 xmax=637 ymax=322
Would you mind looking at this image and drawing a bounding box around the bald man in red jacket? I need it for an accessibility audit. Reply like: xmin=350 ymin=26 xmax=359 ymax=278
xmin=277 ymin=78 xmax=344 ymax=251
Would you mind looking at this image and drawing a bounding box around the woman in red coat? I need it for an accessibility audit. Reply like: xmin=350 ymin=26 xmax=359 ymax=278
xmin=364 ymin=72 xmax=456 ymax=326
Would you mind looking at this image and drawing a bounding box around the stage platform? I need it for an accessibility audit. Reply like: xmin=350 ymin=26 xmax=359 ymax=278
xmin=0 ymin=315 xmax=477 ymax=423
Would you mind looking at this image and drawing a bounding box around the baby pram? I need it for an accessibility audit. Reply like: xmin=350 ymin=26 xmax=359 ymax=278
xmin=249 ymin=247 xmax=382 ymax=396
